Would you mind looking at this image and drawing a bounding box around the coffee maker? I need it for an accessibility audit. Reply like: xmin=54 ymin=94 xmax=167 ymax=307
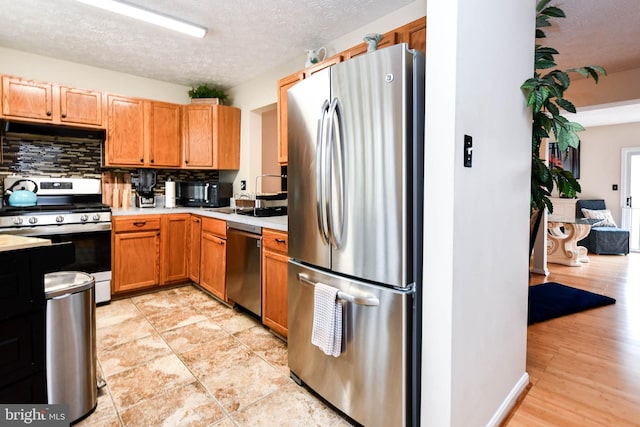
xmin=136 ymin=169 xmax=156 ymax=208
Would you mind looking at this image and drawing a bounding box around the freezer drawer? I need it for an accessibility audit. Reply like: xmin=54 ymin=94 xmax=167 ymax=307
xmin=288 ymin=260 xmax=413 ymax=427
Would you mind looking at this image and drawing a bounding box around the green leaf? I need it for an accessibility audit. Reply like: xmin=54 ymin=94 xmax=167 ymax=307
xmin=536 ymin=29 xmax=546 ymax=38
xmin=536 ymin=0 xmax=552 ymax=13
xmin=567 ymin=67 xmax=589 ymax=78
xmin=540 ymin=6 xmax=565 ymax=18
xmin=556 ymin=98 xmax=576 ymax=113
xmin=536 ymin=59 xmax=556 ymax=69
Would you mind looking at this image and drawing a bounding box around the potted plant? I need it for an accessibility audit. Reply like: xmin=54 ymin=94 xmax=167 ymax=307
xmin=188 ymin=84 xmax=228 ymax=105
xmin=522 ymin=0 xmax=606 ymax=253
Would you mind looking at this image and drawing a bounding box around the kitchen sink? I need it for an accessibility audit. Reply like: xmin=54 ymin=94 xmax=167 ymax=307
xmin=238 ymin=206 xmax=287 ymax=217
xmin=206 ymin=207 xmax=237 ymax=214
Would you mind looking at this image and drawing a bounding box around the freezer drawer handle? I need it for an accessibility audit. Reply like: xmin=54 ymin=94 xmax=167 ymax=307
xmin=297 ymin=273 xmax=379 ymax=306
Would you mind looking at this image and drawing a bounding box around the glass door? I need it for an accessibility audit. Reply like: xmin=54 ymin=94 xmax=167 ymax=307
xmin=621 ymin=147 xmax=640 ymax=251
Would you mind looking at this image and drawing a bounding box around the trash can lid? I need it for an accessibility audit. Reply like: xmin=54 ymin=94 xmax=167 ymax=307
xmin=45 ymin=271 xmax=95 ymax=299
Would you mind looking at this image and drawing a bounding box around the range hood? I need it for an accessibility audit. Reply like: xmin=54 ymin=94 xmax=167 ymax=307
xmin=0 ymin=120 xmax=105 ymax=142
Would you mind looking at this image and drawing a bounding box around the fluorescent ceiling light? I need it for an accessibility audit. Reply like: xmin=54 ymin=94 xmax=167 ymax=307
xmin=77 ymin=0 xmax=207 ymax=38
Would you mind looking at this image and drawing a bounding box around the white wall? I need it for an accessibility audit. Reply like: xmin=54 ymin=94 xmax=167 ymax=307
xmin=578 ymin=121 xmax=640 ymax=222
xmin=0 ymin=46 xmax=190 ymax=103
xmin=422 ymin=0 xmax=533 ymax=425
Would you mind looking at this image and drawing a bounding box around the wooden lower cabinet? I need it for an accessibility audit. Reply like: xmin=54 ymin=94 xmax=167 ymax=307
xmin=160 ymin=214 xmax=190 ymax=284
xmin=188 ymin=215 xmax=202 ymax=283
xmin=199 ymin=217 xmax=227 ymax=301
xmin=112 ymin=215 xmax=161 ymax=294
xmin=261 ymin=228 xmax=289 ymax=337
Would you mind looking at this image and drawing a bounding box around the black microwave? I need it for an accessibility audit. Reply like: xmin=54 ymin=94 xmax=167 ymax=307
xmin=175 ymin=181 xmax=232 ymax=207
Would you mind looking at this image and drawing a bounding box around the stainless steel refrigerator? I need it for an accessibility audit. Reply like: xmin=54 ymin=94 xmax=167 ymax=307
xmin=287 ymin=43 xmax=424 ymax=427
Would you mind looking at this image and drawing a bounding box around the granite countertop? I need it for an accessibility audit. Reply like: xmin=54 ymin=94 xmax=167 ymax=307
xmin=111 ymin=206 xmax=288 ymax=232
xmin=0 ymin=234 xmax=52 ymax=252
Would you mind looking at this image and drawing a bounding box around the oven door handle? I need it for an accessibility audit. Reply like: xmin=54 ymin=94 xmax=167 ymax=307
xmin=0 ymin=222 xmax=112 ymax=236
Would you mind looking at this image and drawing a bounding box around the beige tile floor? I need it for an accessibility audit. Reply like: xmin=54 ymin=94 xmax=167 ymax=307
xmin=77 ymin=285 xmax=352 ymax=427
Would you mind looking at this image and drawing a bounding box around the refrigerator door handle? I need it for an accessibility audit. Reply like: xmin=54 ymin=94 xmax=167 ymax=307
xmin=326 ymin=97 xmax=346 ymax=249
xmin=316 ymin=100 xmax=331 ymax=244
xmin=297 ymin=273 xmax=380 ymax=306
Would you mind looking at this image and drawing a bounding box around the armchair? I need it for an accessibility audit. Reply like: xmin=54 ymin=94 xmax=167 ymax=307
xmin=575 ymin=199 xmax=629 ymax=255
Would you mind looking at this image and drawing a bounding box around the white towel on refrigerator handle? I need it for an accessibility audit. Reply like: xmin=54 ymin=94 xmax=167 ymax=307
xmin=311 ymin=282 xmax=343 ymax=357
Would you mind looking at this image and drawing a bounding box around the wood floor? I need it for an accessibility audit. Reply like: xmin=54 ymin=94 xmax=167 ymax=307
xmin=506 ymin=253 xmax=640 ymax=426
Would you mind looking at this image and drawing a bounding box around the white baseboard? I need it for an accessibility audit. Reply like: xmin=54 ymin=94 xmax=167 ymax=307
xmin=485 ymin=372 xmax=530 ymax=427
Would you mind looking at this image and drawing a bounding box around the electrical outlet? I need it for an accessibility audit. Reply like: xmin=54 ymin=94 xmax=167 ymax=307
xmin=240 ymin=180 xmax=246 ymax=190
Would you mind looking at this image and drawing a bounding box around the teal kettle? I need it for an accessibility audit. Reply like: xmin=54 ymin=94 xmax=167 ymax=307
xmin=7 ymin=179 xmax=38 ymax=207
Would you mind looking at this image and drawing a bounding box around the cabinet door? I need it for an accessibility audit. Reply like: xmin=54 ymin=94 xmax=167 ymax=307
xmin=2 ymin=76 xmax=53 ymax=121
xmin=399 ymin=17 xmax=426 ymax=54
xmin=212 ymin=105 xmax=241 ymax=170
xmin=107 ymin=95 xmax=145 ymax=166
xmin=146 ymin=101 xmax=181 ymax=167
xmin=262 ymin=249 xmax=289 ymax=337
xmin=277 ymin=72 xmax=304 ymax=165
xmin=200 ymin=232 xmax=226 ymax=300
xmin=182 ymin=104 xmax=213 ymax=168
xmin=59 ymin=86 xmax=103 ymax=126
xmin=160 ymin=214 xmax=189 ymax=284
xmin=113 ymin=230 xmax=160 ymax=293
xmin=342 ymin=31 xmax=397 ymax=60
xmin=188 ymin=215 xmax=202 ymax=283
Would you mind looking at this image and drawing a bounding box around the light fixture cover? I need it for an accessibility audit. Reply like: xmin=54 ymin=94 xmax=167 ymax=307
xmin=77 ymin=0 xmax=207 ymax=38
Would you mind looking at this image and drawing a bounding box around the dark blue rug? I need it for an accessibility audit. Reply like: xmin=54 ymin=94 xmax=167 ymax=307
xmin=528 ymin=282 xmax=616 ymax=325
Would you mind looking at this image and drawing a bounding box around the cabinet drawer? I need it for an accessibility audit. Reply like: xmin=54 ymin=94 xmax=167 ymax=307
xmin=113 ymin=216 xmax=161 ymax=233
xmin=262 ymin=229 xmax=288 ymax=255
xmin=202 ymin=217 xmax=226 ymax=238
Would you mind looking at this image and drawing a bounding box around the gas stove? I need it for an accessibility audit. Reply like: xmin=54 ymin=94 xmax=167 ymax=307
xmin=1 ymin=176 xmax=111 ymax=230
xmin=0 ymin=176 xmax=113 ymax=304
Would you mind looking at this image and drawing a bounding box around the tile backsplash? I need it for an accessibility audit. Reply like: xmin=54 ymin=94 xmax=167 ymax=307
xmin=0 ymin=137 xmax=220 ymax=194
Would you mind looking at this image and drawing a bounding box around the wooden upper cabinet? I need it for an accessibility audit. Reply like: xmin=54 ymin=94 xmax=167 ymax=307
xmin=1 ymin=76 xmax=104 ymax=127
xmin=145 ymin=101 xmax=181 ymax=168
xmin=2 ymin=76 xmax=54 ymax=121
xmin=343 ymin=31 xmax=398 ymax=60
xmin=303 ymin=54 xmax=342 ymax=78
xmin=106 ymin=95 xmax=145 ymax=166
xmin=182 ymin=104 xmax=240 ymax=170
xmin=59 ymin=86 xmax=103 ymax=126
xmin=106 ymin=96 xmax=181 ymax=168
xmin=276 ymin=72 xmax=303 ymax=165
xmin=182 ymin=104 xmax=214 ymax=168
xmin=398 ymin=17 xmax=426 ymax=54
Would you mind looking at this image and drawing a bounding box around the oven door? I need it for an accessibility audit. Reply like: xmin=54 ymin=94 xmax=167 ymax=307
xmin=1 ymin=223 xmax=112 ymax=304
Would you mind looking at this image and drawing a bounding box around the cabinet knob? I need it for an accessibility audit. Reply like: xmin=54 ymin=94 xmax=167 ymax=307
xmin=185 ymin=159 xmax=189 ymax=164
xmin=150 ymin=159 xmax=154 ymax=163
xmin=46 ymin=111 xmax=52 ymax=116
xmin=133 ymin=221 xmax=147 ymax=227
xmin=140 ymin=158 xmax=144 ymax=162
xmin=61 ymin=114 xmax=67 ymax=118
xmin=275 ymin=238 xmax=286 ymax=243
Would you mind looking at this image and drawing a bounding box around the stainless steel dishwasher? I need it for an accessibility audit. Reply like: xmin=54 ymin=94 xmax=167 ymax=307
xmin=226 ymin=221 xmax=262 ymax=317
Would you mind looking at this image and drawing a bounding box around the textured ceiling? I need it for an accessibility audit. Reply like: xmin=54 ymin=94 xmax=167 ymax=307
xmin=0 ymin=0 xmax=638 ymax=91
xmin=542 ymin=0 xmax=640 ymax=74
xmin=0 ymin=0 xmax=412 ymax=88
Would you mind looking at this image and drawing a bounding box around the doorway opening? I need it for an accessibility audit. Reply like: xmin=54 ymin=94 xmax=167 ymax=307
xmin=621 ymin=147 xmax=640 ymax=251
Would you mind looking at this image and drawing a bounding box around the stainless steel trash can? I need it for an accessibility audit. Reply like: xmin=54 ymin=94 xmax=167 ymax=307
xmin=45 ymin=271 xmax=97 ymax=423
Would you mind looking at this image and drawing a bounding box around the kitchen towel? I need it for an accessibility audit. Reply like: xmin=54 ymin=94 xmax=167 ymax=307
xmin=311 ymin=282 xmax=343 ymax=357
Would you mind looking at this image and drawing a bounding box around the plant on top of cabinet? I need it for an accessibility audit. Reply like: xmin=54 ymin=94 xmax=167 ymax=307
xmin=188 ymin=84 xmax=228 ymax=105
